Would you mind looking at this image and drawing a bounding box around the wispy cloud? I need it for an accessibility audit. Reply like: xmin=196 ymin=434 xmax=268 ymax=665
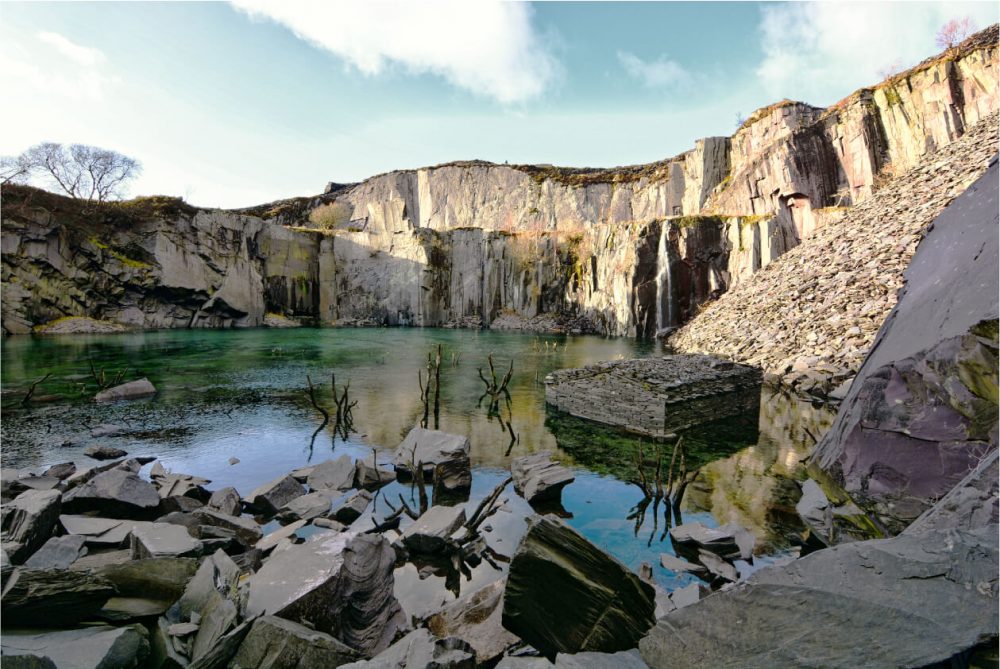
xmin=617 ymin=51 xmax=690 ymax=89
xmin=230 ymin=0 xmax=559 ymax=104
xmin=755 ymin=2 xmax=997 ymax=104
xmin=37 ymin=31 xmax=106 ymax=67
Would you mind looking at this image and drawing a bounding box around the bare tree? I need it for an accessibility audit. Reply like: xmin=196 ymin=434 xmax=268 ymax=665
xmin=19 ymin=142 xmax=141 ymax=201
xmin=0 ymin=154 xmax=32 ymax=185
xmin=935 ymin=17 xmax=974 ymax=52
xmin=877 ymin=59 xmax=903 ymax=81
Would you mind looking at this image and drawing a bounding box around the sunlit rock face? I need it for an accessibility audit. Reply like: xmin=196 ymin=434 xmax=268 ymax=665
xmin=1 ymin=28 xmax=995 ymax=337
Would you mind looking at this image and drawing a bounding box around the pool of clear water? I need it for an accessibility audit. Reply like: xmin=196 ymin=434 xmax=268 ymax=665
xmin=1 ymin=327 xmax=835 ymax=607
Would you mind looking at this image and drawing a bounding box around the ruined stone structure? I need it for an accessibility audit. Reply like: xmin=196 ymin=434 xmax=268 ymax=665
xmin=2 ymin=27 xmax=996 ymax=337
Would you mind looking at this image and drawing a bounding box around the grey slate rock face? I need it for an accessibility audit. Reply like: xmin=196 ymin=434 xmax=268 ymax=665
xmin=426 ymin=580 xmax=519 ymax=665
xmin=668 ymin=522 xmax=754 ymax=561
xmin=328 ymin=489 xmax=373 ymax=524
xmin=246 ymin=532 xmax=404 ymax=657
xmin=393 ymin=428 xmax=472 ymax=491
xmin=62 ymin=469 xmax=160 ymax=519
xmin=306 ymin=456 xmax=357 ymax=493
xmin=130 ymin=522 xmax=201 ymax=559
xmin=1 ymin=568 xmax=116 ymax=627
xmin=94 ymin=377 xmax=157 ymax=403
xmin=243 ymin=475 xmax=305 ymax=514
xmin=638 ymin=527 xmax=999 ymax=669
xmin=355 ymin=453 xmax=397 ymax=490
xmin=339 ymin=628 xmax=475 ymax=669
xmin=658 ymin=553 xmax=708 ymax=578
xmin=95 ymin=556 xmax=199 ymax=603
xmin=905 ymin=449 xmax=998 ymax=534
xmin=1 ymin=488 xmax=61 ymax=563
xmin=230 ymin=615 xmax=360 ymax=668
xmin=178 ymin=550 xmax=241 ymax=621
xmin=811 ymin=159 xmax=1000 ymax=532
xmin=556 ymin=649 xmax=649 ymax=669
xmin=503 ymin=515 xmax=656 ymax=657
xmin=511 ymin=452 xmax=575 ymax=504
xmin=276 ymin=491 xmax=333 ymax=522
xmin=207 ymin=486 xmax=242 ymax=516
xmin=24 ymin=535 xmax=87 ymax=570
xmin=1 ymin=625 xmax=150 ymax=669
xmin=401 ymin=504 xmax=466 ymax=554
xmin=192 ymin=507 xmax=263 ymax=545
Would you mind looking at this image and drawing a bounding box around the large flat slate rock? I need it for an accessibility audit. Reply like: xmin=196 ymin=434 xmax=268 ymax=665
xmin=639 ymin=527 xmax=999 ymax=669
xmin=1 ymin=489 xmax=61 ymax=563
xmin=1 ymin=624 xmax=150 ymax=669
xmin=62 ymin=469 xmax=160 ymax=519
xmin=392 ymin=428 xmax=472 ymax=491
xmin=511 ymin=452 xmax=575 ymax=504
xmin=230 ymin=615 xmax=360 ymax=668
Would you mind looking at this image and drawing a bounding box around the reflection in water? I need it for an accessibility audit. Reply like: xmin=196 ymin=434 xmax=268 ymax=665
xmin=1 ymin=328 xmax=835 ymax=591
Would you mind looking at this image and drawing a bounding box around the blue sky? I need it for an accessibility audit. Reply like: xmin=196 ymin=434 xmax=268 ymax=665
xmin=1 ymin=1 xmax=995 ymax=208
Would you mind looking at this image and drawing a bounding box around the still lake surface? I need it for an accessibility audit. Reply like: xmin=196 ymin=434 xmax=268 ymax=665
xmin=1 ymin=328 xmax=834 ymax=611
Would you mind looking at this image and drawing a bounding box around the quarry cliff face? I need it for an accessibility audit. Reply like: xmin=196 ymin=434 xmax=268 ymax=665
xmin=2 ymin=27 xmax=997 ymax=337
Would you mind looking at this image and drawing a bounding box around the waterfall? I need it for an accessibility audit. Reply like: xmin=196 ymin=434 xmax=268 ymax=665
xmin=655 ymin=222 xmax=675 ymax=332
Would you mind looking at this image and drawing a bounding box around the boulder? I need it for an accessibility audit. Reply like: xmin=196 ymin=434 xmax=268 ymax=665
xmin=187 ymin=619 xmax=253 ymax=669
xmin=62 ymin=469 xmax=160 ymax=519
xmin=1 ymin=568 xmax=116 ymax=627
xmin=355 ymin=453 xmax=397 ymax=490
xmin=192 ymin=507 xmax=263 ymax=545
xmin=177 ymin=550 xmax=241 ymax=621
xmin=511 ymin=452 xmax=575 ymax=504
xmin=42 ymin=462 xmax=77 ymax=480
xmin=306 ymin=456 xmax=357 ymax=492
xmin=95 ymin=556 xmax=199 ymax=603
xmin=339 ymin=628 xmax=474 ymax=669
xmin=243 ymin=475 xmax=305 ymax=514
xmin=90 ymin=424 xmax=123 ymax=437
xmin=69 ymin=549 xmax=132 ymax=571
xmin=401 ymin=504 xmax=466 ymax=554
xmin=503 ymin=515 xmax=656 ymax=656
xmin=668 ymin=522 xmax=754 ymax=561
xmin=94 ymin=378 xmax=157 ymax=403
xmin=276 ymin=491 xmax=333 ymax=522
xmin=666 ymin=583 xmax=703 ymax=610
xmin=207 ymin=486 xmax=242 ymax=516
xmin=130 ymin=522 xmax=201 ymax=559
xmin=24 ymin=535 xmax=87 ymax=570
xmin=638 ymin=528 xmax=999 ymax=669
xmin=426 ymin=580 xmax=519 ymax=664
xmin=246 ymin=532 xmax=404 ymax=656
xmin=1 ymin=625 xmax=150 ymax=669
xmin=906 ymin=449 xmax=998 ymax=534
xmin=328 ymin=489 xmax=373 ymax=524
xmin=230 ymin=615 xmax=360 ymax=668
xmin=1 ymin=489 xmax=61 ymax=563
xmin=153 ymin=473 xmax=211 ymax=501
xmin=696 ymin=550 xmax=737 ymax=585
xmin=84 ymin=445 xmax=128 ymax=461
xmin=393 ymin=428 xmax=472 ymax=491
xmin=190 ymin=590 xmax=239 ymax=662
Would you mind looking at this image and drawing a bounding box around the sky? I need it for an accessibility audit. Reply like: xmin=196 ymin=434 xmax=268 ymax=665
xmin=1 ymin=1 xmax=996 ymax=208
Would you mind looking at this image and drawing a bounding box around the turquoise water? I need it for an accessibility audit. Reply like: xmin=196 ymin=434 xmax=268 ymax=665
xmin=1 ymin=327 xmax=833 ymax=597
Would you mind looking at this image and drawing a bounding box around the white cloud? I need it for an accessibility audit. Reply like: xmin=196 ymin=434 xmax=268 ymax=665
xmin=229 ymin=0 xmax=559 ymax=104
xmin=37 ymin=31 xmax=106 ymax=67
xmin=756 ymin=2 xmax=998 ymax=105
xmin=617 ymin=51 xmax=690 ymax=89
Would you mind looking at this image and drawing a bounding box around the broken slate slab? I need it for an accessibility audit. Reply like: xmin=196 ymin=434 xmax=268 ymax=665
xmin=243 ymin=474 xmax=305 ymax=514
xmin=246 ymin=532 xmax=404 ymax=656
xmin=206 ymin=486 xmax=242 ymax=516
xmin=24 ymin=535 xmax=87 ymax=570
xmin=1 ymin=489 xmax=61 ymax=564
xmin=94 ymin=377 xmax=157 ymax=403
xmin=667 ymin=583 xmax=704 ymax=610
xmin=556 ymin=649 xmax=649 ymax=669
xmin=402 ymin=504 xmax=466 ymax=554
xmin=307 ymin=456 xmax=357 ymax=492
xmin=512 ymin=452 xmax=575 ymax=504
xmin=503 ymin=515 xmax=656 ymax=656
xmin=130 ymin=522 xmax=201 ymax=559
xmin=659 ymin=553 xmax=708 ymax=578
xmin=328 ymin=489 xmax=373 ymax=524
xmin=426 ymin=580 xmax=519 ymax=664
xmin=177 ymin=550 xmax=241 ymax=621
xmin=696 ymin=550 xmax=737 ymax=585
xmin=276 ymin=491 xmax=333 ymax=522
xmin=1 ymin=625 xmax=150 ymax=669
xmin=231 ymin=615 xmax=360 ymax=668
xmin=669 ymin=522 xmax=754 ymax=561
xmin=355 ymin=453 xmax=397 ymax=489
xmin=392 ymin=428 xmax=472 ymax=491
xmin=639 ymin=527 xmax=999 ymax=669
xmin=95 ymin=556 xmax=199 ymax=603
xmin=42 ymin=462 xmax=77 ymax=480
xmin=1 ymin=568 xmax=116 ymax=627
xmin=192 ymin=507 xmax=263 ymax=545
xmin=257 ymin=519 xmax=306 ymax=552
xmin=62 ymin=469 xmax=160 ymax=519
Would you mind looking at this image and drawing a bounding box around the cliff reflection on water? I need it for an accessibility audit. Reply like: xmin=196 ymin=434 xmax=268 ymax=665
xmin=1 ymin=327 xmax=835 ymax=585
